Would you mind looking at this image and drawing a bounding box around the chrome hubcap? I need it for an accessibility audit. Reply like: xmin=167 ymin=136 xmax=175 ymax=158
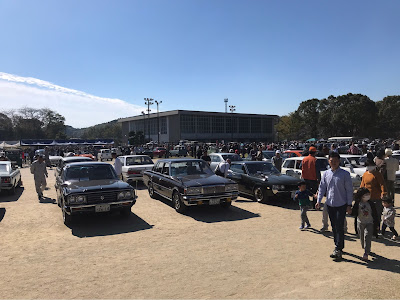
xmin=174 ymin=194 xmax=180 ymax=209
xmin=255 ymin=188 xmax=263 ymax=201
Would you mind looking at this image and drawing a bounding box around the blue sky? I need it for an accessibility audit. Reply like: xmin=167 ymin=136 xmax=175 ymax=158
xmin=0 ymin=0 xmax=399 ymax=127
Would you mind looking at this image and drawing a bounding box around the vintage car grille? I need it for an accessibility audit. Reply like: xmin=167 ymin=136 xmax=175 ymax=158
xmin=283 ymin=185 xmax=299 ymax=191
xmin=86 ymin=191 xmax=118 ymax=204
xmin=203 ymin=185 xmax=225 ymax=195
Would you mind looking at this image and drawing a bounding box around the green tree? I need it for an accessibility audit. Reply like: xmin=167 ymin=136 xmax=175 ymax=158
xmin=295 ymin=98 xmax=320 ymax=139
xmin=0 ymin=113 xmax=14 ymax=140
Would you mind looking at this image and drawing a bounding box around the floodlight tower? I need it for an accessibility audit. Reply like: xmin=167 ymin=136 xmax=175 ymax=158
xmin=224 ymin=98 xmax=228 ymax=113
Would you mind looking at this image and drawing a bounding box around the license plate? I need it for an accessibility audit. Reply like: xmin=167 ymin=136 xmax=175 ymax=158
xmin=209 ymin=199 xmax=220 ymax=205
xmin=95 ymin=204 xmax=110 ymax=212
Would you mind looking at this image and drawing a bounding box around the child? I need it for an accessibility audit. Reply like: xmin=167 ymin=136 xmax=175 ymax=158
xmin=351 ymin=188 xmax=379 ymax=261
xmin=294 ymin=181 xmax=314 ymax=230
xmin=381 ymin=197 xmax=399 ymax=240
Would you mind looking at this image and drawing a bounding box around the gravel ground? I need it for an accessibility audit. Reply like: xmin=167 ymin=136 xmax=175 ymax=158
xmin=0 ymin=164 xmax=399 ymax=299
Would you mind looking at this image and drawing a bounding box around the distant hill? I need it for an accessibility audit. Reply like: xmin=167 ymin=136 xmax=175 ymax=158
xmin=65 ymin=119 xmax=121 ymax=140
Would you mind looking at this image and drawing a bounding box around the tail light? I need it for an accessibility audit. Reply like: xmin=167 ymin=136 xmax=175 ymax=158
xmin=1 ymin=177 xmax=11 ymax=183
xmin=128 ymin=170 xmax=141 ymax=175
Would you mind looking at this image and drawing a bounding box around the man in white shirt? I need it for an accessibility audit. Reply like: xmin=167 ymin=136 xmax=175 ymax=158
xmin=112 ymin=152 xmax=122 ymax=179
xmin=217 ymin=158 xmax=231 ymax=177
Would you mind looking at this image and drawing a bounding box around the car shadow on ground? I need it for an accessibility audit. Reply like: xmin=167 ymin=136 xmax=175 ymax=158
xmin=69 ymin=211 xmax=153 ymax=238
xmin=0 ymin=208 xmax=6 ymax=222
xmin=0 ymin=187 xmax=24 ymax=202
xmin=183 ymin=205 xmax=261 ymax=223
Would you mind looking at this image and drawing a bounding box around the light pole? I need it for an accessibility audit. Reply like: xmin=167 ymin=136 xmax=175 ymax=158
xmin=155 ymin=100 xmax=162 ymax=146
xmin=144 ymin=98 xmax=153 ymax=142
xmin=141 ymin=111 xmax=146 ymax=144
xmin=224 ymin=98 xmax=228 ymax=113
xmin=229 ymin=105 xmax=236 ymax=142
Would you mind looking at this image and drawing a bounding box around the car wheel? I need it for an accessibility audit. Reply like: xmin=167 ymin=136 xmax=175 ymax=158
xmin=220 ymin=201 xmax=232 ymax=208
xmin=253 ymin=186 xmax=267 ymax=203
xmin=148 ymin=182 xmax=156 ymax=199
xmin=62 ymin=206 xmax=73 ymax=226
xmin=17 ymin=178 xmax=22 ymax=187
xmin=173 ymin=191 xmax=186 ymax=213
xmin=120 ymin=206 xmax=131 ymax=216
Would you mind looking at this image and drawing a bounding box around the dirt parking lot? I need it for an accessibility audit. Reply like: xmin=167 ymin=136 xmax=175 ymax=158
xmin=0 ymin=165 xmax=399 ymax=299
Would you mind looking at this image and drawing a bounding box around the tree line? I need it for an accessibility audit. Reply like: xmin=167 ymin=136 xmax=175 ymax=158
xmin=275 ymin=94 xmax=400 ymax=141
xmin=0 ymin=107 xmax=122 ymax=143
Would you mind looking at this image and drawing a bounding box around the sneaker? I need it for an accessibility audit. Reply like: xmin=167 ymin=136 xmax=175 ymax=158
xmin=330 ymin=249 xmax=338 ymax=258
xmin=392 ymin=235 xmax=398 ymax=241
xmin=299 ymin=225 xmax=304 ymax=230
xmin=330 ymin=249 xmax=342 ymax=259
xmin=362 ymin=253 xmax=368 ymax=261
xmin=305 ymin=224 xmax=311 ymax=229
xmin=320 ymin=227 xmax=328 ymax=232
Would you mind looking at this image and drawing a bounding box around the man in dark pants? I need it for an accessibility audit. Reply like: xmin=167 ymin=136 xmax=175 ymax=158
xmin=316 ymin=152 xmax=353 ymax=260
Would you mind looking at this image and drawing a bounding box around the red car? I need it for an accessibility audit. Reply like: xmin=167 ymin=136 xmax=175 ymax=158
xmin=76 ymin=153 xmax=97 ymax=160
xmin=153 ymin=147 xmax=167 ymax=158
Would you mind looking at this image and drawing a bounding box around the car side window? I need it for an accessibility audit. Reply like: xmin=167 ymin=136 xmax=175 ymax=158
xmin=230 ymin=164 xmax=244 ymax=174
xmin=283 ymin=160 xmax=295 ymax=169
xmin=162 ymin=163 xmax=170 ymax=176
xmin=154 ymin=162 xmax=164 ymax=173
xmin=296 ymin=161 xmax=302 ymax=170
xmin=210 ymin=156 xmax=220 ymax=162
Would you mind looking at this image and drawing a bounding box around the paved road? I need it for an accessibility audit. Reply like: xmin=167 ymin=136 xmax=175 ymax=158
xmin=0 ymin=165 xmax=399 ymax=298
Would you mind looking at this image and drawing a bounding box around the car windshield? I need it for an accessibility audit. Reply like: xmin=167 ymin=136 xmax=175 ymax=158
xmin=126 ymin=156 xmax=153 ymax=166
xmin=246 ymin=162 xmax=280 ymax=175
xmin=0 ymin=164 xmax=9 ymax=172
xmin=65 ymin=165 xmax=117 ymax=181
xmin=65 ymin=158 xmax=91 ymax=164
xmin=170 ymin=161 xmax=214 ymax=177
xmin=262 ymin=151 xmax=275 ymax=159
xmin=221 ymin=154 xmax=242 ymax=161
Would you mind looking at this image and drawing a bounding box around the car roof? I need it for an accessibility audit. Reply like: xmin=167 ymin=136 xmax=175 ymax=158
xmin=62 ymin=156 xmax=92 ymax=162
xmin=156 ymin=158 xmax=204 ymax=163
xmin=210 ymin=153 xmax=239 ymax=155
xmin=65 ymin=162 xmax=112 ymax=167
xmin=284 ymin=156 xmax=327 ymax=160
xmin=231 ymin=161 xmax=272 ymax=165
xmin=119 ymin=155 xmax=151 ymax=158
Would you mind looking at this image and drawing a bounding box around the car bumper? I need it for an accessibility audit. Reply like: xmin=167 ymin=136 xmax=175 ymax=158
xmin=125 ymin=174 xmax=144 ymax=183
xmin=0 ymin=183 xmax=13 ymax=190
xmin=65 ymin=198 xmax=137 ymax=215
xmin=182 ymin=192 xmax=238 ymax=206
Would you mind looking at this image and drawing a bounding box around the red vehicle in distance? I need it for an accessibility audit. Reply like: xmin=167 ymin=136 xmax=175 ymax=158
xmin=153 ymin=147 xmax=167 ymax=158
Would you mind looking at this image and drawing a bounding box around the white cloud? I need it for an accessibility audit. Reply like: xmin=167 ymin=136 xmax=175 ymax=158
xmin=0 ymin=72 xmax=145 ymax=128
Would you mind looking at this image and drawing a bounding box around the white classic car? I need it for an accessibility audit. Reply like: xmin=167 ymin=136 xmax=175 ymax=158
xmin=119 ymin=155 xmax=154 ymax=183
xmin=0 ymin=161 xmax=22 ymax=194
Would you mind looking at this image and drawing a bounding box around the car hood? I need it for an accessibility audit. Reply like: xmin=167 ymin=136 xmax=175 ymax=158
xmin=175 ymin=174 xmax=234 ymax=187
xmin=64 ymin=179 xmax=132 ymax=193
xmin=251 ymin=173 xmax=302 ymax=185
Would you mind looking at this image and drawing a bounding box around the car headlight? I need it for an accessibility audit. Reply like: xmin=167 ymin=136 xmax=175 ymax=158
xmin=118 ymin=192 xmax=125 ymax=200
xmin=124 ymin=191 xmax=133 ymax=199
xmin=225 ymin=184 xmax=238 ymax=192
xmin=68 ymin=195 xmax=76 ymax=204
xmin=76 ymin=195 xmax=86 ymax=203
xmin=185 ymin=187 xmax=202 ymax=195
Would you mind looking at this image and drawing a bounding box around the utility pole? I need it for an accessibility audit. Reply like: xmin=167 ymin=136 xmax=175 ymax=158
xmin=224 ymin=98 xmax=228 ymax=113
xmin=155 ymin=100 xmax=162 ymax=146
xmin=144 ymin=98 xmax=153 ymax=142
xmin=141 ymin=111 xmax=146 ymax=144
xmin=229 ymin=105 xmax=236 ymax=142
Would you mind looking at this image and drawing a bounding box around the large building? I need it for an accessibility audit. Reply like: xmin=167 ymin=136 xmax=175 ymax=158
xmin=118 ymin=110 xmax=279 ymax=144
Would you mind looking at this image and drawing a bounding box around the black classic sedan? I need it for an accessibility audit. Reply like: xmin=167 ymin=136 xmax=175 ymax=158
xmin=228 ymin=161 xmax=302 ymax=203
xmin=55 ymin=162 xmax=136 ymax=225
xmin=143 ymin=159 xmax=239 ymax=213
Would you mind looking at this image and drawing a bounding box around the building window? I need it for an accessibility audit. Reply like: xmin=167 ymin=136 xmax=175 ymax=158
xmin=251 ymin=118 xmax=262 ymax=133
xmin=181 ymin=115 xmax=195 ymax=134
xmin=212 ymin=116 xmax=225 ymax=133
xmin=238 ymin=118 xmax=250 ymax=133
xmin=197 ymin=116 xmax=210 ymax=133
xmin=263 ymin=118 xmax=273 ymax=133
xmin=226 ymin=116 xmax=237 ymax=133
xmin=160 ymin=117 xmax=167 ymax=134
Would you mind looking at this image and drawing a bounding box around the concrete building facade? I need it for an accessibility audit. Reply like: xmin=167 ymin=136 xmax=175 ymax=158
xmin=118 ymin=110 xmax=279 ymax=144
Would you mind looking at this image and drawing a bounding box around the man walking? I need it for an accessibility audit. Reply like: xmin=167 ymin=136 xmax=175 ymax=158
xmin=302 ymin=146 xmax=319 ymax=207
xmin=316 ymin=152 xmax=353 ymax=259
xmin=272 ymin=150 xmax=283 ymax=172
xmin=30 ymin=155 xmax=48 ymax=201
xmin=385 ymin=148 xmax=399 ymax=200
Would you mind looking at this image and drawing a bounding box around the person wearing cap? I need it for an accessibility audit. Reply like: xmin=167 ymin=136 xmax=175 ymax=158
xmin=30 ymin=155 xmax=48 ymax=201
xmin=301 ymin=146 xmax=319 ymax=208
xmin=272 ymin=150 xmax=283 ymax=172
xmin=360 ymin=159 xmax=387 ymax=237
xmin=385 ymin=148 xmax=399 ymax=200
